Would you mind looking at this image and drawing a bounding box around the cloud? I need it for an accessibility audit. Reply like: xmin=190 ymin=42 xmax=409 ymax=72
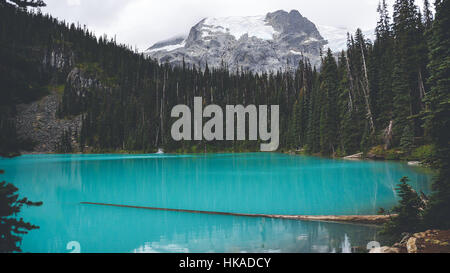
xmin=66 ymin=0 xmax=81 ymax=7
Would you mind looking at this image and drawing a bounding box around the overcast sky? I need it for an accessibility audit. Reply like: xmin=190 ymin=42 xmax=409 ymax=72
xmin=39 ymin=0 xmax=426 ymax=51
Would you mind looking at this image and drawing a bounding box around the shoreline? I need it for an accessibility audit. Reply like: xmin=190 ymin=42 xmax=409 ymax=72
xmin=13 ymin=151 xmax=432 ymax=168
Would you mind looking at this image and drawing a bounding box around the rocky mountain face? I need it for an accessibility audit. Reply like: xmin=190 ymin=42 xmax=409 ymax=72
xmin=14 ymin=48 xmax=84 ymax=153
xmin=15 ymin=91 xmax=82 ymax=153
xmin=145 ymin=10 xmax=328 ymax=73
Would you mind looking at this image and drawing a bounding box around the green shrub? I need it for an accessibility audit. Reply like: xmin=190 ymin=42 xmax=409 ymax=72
xmin=409 ymin=144 xmax=434 ymax=162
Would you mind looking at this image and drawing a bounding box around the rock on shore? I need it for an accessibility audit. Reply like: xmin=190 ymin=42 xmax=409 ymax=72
xmin=371 ymin=230 xmax=450 ymax=253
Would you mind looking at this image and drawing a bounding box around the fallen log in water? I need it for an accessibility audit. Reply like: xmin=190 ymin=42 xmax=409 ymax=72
xmin=81 ymin=202 xmax=395 ymax=225
xmin=343 ymin=153 xmax=363 ymax=160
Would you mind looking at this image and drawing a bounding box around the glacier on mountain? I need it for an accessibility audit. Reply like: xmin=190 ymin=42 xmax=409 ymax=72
xmin=318 ymin=25 xmax=375 ymax=52
xmin=201 ymin=15 xmax=279 ymax=41
xmin=144 ymin=10 xmax=374 ymax=73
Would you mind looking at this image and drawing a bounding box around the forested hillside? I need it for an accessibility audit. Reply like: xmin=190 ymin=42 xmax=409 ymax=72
xmin=0 ymin=0 xmax=443 ymax=158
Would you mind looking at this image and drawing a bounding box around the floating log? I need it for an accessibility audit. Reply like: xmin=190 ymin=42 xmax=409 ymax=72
xmin=343 ymin=153 xmax=363 ymax=160
xmin=80 ymin=202 xmax=394 ymax=225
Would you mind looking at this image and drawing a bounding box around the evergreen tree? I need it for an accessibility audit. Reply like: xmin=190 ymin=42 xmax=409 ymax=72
xmin=376 ymin=0 xmax=391 ymax=37
xmin=381 ymin=177 xmax=425 ymax=241
xmin=319 ymin=49 xmax=339 ymax=155
xmin=422 ymin=0 xmax=450 ymax=229
xmin=372 ymin=0 xmax=395 ymax=130
xmin=422 ymin=0 xmax=433 ymax=29
xmin=0 ymin=170 xmax=43 ymax=253
xmin=400 ymin=123 xmax=414 ymax=152
xmin=391 ymin=0 xmax=422 ymax=144
xmin=306 ymin=70 xmax=322 ymax=154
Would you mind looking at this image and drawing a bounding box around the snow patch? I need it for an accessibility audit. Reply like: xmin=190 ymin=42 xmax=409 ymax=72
xmin=290 ymin=50 xmax=303 ymax=55
xmin=201 ymin=15 xmax=278 ymax=41
xmin=147 ymin=40 xmax=186 ymax=53
xmin=318 ymin=25 xmax=375 ymax=52
xmin=303 ymin=37 xmax=319 ymax=43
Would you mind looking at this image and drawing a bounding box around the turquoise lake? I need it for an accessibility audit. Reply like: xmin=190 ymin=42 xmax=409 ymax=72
xmin=0 ymin=153 xmax=433 ymax=253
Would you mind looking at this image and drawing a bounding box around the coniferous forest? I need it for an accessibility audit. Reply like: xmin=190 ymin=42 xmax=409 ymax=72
xmin=0 ymin=0 xmax=444 ymax=157
xmin=0 ymin=0 xmax=449 ymax=233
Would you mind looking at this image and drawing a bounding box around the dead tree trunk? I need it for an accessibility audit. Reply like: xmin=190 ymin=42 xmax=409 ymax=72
xmin=344 ymin=53 xmax=355 ymax=111
xmin=359 ymin=42 xmax=376 ymax=133
xmin=418 ymin=70 xmax=427 ymax=110
xmin=383 ymin=120 xmax=393 ymax=150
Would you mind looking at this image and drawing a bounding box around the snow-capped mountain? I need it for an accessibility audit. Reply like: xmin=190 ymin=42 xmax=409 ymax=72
xmin=145 ymin=10 xmax=374 ymax=73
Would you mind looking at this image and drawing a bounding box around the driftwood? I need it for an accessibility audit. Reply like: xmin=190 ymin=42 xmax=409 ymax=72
xmin=343 ymin=153 xmax=363 ymax=160
xmin=81 ymin=202 xmax=394 ymax=225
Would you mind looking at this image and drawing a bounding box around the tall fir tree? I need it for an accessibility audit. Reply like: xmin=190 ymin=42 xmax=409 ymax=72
xmin=391 ymin=0 xmax=423 ymax=144
xmin=319 ymin=49 xmax=340 ymax=155
xmin=372 ymin=0 xmax=395 ymax=130
xmin=422 ymin=0 xmax=433 ymax=29
xmin=423 ymin=0 xmax=450 ymax=229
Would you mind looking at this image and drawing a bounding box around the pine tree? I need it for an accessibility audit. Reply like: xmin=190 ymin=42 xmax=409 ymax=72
xmin=423 ymin=0 xmax=450 ymax=229
xmin=391 ymin=0 xmax=422 ymax=144
xmin=422 ymin=0 xmax=433 ymax=29
xmin=381 ymin=177 xmax=424 ymax=241
xmin=0 ymin=170 xmax=43 ymax=253
xmin=319 ymin=49 xmax=340 ymax=155
xmin=376 ymin=0 xmax=391 ymax=40
xmin=400 ymin=123 xmax=414 ymax=152
xmin=372 ymin=0 xmax=395 ymax=130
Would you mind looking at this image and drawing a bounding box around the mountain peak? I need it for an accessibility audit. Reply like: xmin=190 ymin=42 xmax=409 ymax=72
xmin=145 ymin=10 xmax=328 ymax=73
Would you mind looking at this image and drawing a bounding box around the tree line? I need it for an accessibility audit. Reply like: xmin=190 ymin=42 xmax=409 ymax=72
xmin=0 ymin=0 xmax=438 ymax=157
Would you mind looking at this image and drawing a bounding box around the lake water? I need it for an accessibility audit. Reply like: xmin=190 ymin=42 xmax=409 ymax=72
xmin=0 ymin=153 xmax=432 ymax=253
